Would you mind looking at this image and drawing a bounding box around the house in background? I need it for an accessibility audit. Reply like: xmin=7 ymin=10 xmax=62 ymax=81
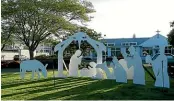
xmin=35 ymin=43 xmax=53 ymax=56
xmin=1 ymin=42 xmax=53 ymax=60
xmin=1 ymin=43 xmax=32 ymax=60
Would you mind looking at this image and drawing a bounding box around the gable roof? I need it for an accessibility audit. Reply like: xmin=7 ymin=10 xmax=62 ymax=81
xmin=140 ymin=34 xmax=168 ymax=47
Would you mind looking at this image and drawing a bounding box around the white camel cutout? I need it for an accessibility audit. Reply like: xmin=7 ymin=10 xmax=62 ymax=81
xmin=88 ymin=62 xmax=105 ymax=79
xmin=145 ymin=46 xmax=170 ymax=88
xmin=119 ymin=59 xmax=134 ymax=80
xmin=110 ymin=58 xmax=133 ymax=80
xmin=54 ymin=32 xmax=106 ymax=77
xmin=95 ymin=61 xmax=115 ymax=79
xmin=122 ymin=46 xmax=145 ymax=85
xmin=69 ymin=50 xmax=83 ymax=77
xmin=112 ymin=56 xmax=127 ymax=83
xmin=20 ymin=60 xmax=48 ymax=80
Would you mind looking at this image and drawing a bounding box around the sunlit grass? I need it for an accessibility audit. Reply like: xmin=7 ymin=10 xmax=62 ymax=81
xmin=1 ymin=68 xmax=174 ymax=100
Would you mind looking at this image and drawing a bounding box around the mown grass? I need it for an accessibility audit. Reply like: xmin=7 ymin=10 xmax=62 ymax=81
xmin=1 ymin=68 xmax=174 ymax=100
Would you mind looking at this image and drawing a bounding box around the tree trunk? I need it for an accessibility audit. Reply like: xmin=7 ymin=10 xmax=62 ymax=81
xmin=1 ymin=44 xmax=6 ymax=51
xmin=29 ymin=50 xmax=34 ymax=60
xmin=1 ymin=34 xmax=11 ymax=51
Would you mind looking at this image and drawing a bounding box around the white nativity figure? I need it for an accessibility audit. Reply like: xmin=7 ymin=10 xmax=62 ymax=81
xmin=118 ymin=59 xmax=134 ymax=80
xmin=89 ymin=62 xmax=105 ymax=79
xmin=145 ymin=46 xmax=170 ymax=88
xmin=80 ymin=64 xmax=97 ymax=77
xmin=80 ymin=68 xmax=91 ymax=77
xmin=20 ymin=60 xmax=48 ymax=80
xmin=95 ymin=61 xmax=115 ymax=79
xmin=69 ymin=50 xmax=83 ymax=77
xmin=122 ymin=46 xmax=145 ymax=85
xmin=112 ymin=56 xmax=127 ymax=83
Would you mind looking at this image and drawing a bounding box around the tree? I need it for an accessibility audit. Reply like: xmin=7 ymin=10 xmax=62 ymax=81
xmin=2 ymin=0 xmax=95 ymax=59
xmin=170 ymin=21 xmax=174 ymax=27
xmin=1 ymin=21 xmax=16 ymax=51
xmin=168 ymin=29 xmax=174 ymax=46
xmin=63 ymin=26 xmax=102 ymax=57
xmin=168 ymin=21 xmax=174 ymax=46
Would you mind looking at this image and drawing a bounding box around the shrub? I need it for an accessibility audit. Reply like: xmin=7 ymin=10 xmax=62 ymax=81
xmin=35 ymin=54 xmax=57 ymax=60
xmin=8 ymin=61 xmax=20 ymax=68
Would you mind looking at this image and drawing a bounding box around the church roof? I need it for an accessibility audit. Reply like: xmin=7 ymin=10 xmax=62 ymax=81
xmin=101 ymin=37 xmax=150 ymax=46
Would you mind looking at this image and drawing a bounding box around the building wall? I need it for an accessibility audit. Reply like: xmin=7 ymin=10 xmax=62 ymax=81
xmin=1 ymin=50 xmax=36 ymax=60
xmin=1 ymin=51 xmax=19 ymax=60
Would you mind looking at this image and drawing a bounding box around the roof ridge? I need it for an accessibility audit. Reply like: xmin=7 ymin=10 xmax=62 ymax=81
xmin=103 ymin=37 xmax=150 ymax=40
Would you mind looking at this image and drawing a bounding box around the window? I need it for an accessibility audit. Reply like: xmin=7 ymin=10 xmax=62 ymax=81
xmin=121 ymin=43 xmax=126 ymax=46
xmin=122 ymin=42 xmax=137 ymax=46
xmin=111 ymin=51 xmax=116 ymax=56
xmin=126 ymin=48 xmax=130 ymax=54
xmin=107 ymin=43 xmax=114 ymax=47
xmin=165 ymin=46 xmax=172 ymax=54
xmin=116 ymin=48 xmax=120 ymax=51
xmin=172 ymin=48 xmax=174 ymax=54
xmin=44 ymin=50 xmax=49 ymax=53
xmin=142 ymin=47 xmax=153 ymax=56
xmin=111 ymin=47 xmax=116 ymax=51
xmin=125 ymin=43 xmax=129 ymax=46
xmin=121 ymin=42 xmax=129 ymax=46
xmin=130 ymin=42 xmax=137 ymax=46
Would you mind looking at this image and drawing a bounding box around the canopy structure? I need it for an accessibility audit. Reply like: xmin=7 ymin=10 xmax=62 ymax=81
xmin=54 ymin=32 xmax=106 ymax=77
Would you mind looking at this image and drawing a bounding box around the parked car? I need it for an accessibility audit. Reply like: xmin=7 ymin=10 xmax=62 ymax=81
xmin=152 ymin=53 xmax=174 ymax=78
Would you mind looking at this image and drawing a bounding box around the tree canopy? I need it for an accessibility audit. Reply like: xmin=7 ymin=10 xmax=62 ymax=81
xmin=1 ymin=0 xmax=95 ymax=59
xmin=168 ymin=21 xmax=174 ymax=46
xmin=63 ymin=26 xmax=102 ymax=58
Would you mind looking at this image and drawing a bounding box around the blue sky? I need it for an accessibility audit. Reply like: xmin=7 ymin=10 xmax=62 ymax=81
xmin=87 ymin=0 xmax=174 ymax=38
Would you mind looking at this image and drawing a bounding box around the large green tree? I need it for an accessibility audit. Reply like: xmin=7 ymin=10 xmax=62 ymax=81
xmin=2 ymin=0 xmax=95 ymax=59
xmin=168 ymin=21 xmax=174 ymax=46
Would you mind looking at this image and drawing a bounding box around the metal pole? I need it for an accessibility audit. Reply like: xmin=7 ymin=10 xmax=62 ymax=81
xmin=162 ymin=60 xmax=164 ymax=92
xmin=53 ymin=59 xmax=55 ymax=87
xmin=143 ymin=64 xmax=156 ymax=81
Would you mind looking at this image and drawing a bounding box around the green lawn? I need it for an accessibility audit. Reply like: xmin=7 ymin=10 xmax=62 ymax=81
xmin=1 ymin=68 xmax=174 ymax=100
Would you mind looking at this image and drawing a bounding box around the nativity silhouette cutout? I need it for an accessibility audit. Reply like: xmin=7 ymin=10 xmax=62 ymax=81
xmin=121 ymin=46 xmax=145 ymax=85
xmin=54 ymin=32 xmax=106 ymax=77
xmin=17 ymin=31 xmax=171 ymax=89
xmin=20 ymin=60 xmax=48 ymax=80
xmin=53 ymin=32 xmax=171 ymax=88
xmin=145 ymin=46 xmax=170 ymax=88
xmin=69 ymin=50 xmax=83 ymax=77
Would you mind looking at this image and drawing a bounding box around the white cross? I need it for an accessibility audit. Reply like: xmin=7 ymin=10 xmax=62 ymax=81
xmin=156 ymin=30 xmax=160 ymax=34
